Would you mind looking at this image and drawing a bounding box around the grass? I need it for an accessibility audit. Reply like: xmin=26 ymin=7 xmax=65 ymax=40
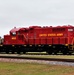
xmin=0 ymin=62 xmax=74 ymax=75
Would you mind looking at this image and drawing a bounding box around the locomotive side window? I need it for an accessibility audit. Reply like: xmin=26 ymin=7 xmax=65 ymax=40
xmin=18 ymin=32 xmax=20 ymax=35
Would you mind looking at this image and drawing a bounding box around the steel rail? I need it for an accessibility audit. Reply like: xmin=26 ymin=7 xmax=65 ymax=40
xmin=0 ymin=55 xmax=74 ymax=62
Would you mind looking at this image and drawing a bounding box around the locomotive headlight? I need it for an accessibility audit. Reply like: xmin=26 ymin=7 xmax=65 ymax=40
xmin=12 ymin=32 xmax=16 ymax=36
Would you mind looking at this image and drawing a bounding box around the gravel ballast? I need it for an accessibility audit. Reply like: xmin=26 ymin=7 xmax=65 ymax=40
xmin=0 ymin=58 xmax=74 ymax=66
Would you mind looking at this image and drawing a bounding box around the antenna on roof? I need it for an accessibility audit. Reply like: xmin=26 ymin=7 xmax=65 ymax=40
xmin=14 ymin=27 xmax=16 ymax=28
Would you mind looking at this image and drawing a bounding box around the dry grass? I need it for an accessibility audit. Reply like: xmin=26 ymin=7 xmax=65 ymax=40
xmin=0 ymin=62 xmax=74 ymax=75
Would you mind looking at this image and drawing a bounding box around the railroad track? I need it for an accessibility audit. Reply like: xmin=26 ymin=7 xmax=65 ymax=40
xmin=0 ymin=55 xmax=74 ymax=62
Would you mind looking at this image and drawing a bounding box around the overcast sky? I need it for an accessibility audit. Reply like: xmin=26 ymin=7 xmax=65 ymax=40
xmin=0 ymin=0 xmax=74 ymax=37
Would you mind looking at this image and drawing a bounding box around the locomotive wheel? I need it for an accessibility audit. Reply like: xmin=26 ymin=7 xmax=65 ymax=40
xmin=54 ymin=51 xmax=57 ymax=55
xmin=17 ymin=51 xmax=20 ymax=54
xmin=12 ymin=51 xmax=14 ymax=54
xmin=68 ymin=51 xmax=73 ymax=55
xmin=47 ymin=51 xmax=53 ymax=55
xmin=62 ymin=49 xmax=68 ymax=55
xmin=62 ymin=50 xmax=68 ymax=55
xmin=63 ymin=52 xmax=67 ymax=55
xmin=23 ymin=51 xmax=26 ymax=54
xmin=68 ymin=52 xmax=72 ymax=55
xmin=53 ymin=50 xmax=59 ymax=55
xmin=6 ymin=51 xmax=9 ymax=54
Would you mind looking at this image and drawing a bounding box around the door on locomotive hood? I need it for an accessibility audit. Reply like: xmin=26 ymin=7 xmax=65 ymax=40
xmin=68 ymin=27 xmax=74 ymax=44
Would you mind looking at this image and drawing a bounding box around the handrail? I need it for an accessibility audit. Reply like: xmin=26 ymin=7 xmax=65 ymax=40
xmin=22 ymin=34 xmax=28 ymax=43
xmin=71 ymin=38 xmax=74 ymax=50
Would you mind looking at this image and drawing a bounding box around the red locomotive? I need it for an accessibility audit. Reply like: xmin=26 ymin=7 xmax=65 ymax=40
xmin=0 ymin=25 xmax=74 ymax=54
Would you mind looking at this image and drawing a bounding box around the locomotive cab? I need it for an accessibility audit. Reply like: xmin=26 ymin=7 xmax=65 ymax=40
xmin=3 ymin=27 xmax=28 ymax=54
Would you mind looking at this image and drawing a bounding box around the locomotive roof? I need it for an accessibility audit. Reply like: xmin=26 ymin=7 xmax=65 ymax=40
xmin=10 ymin=27 xmax=29 ymax=33
xmin=10 ymin=25 xmax=74 ymax=33
xmin=10 ymin=26 xmax=40 ymax=32
xmin=10 ymin=27 xmax=21 ymax=32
